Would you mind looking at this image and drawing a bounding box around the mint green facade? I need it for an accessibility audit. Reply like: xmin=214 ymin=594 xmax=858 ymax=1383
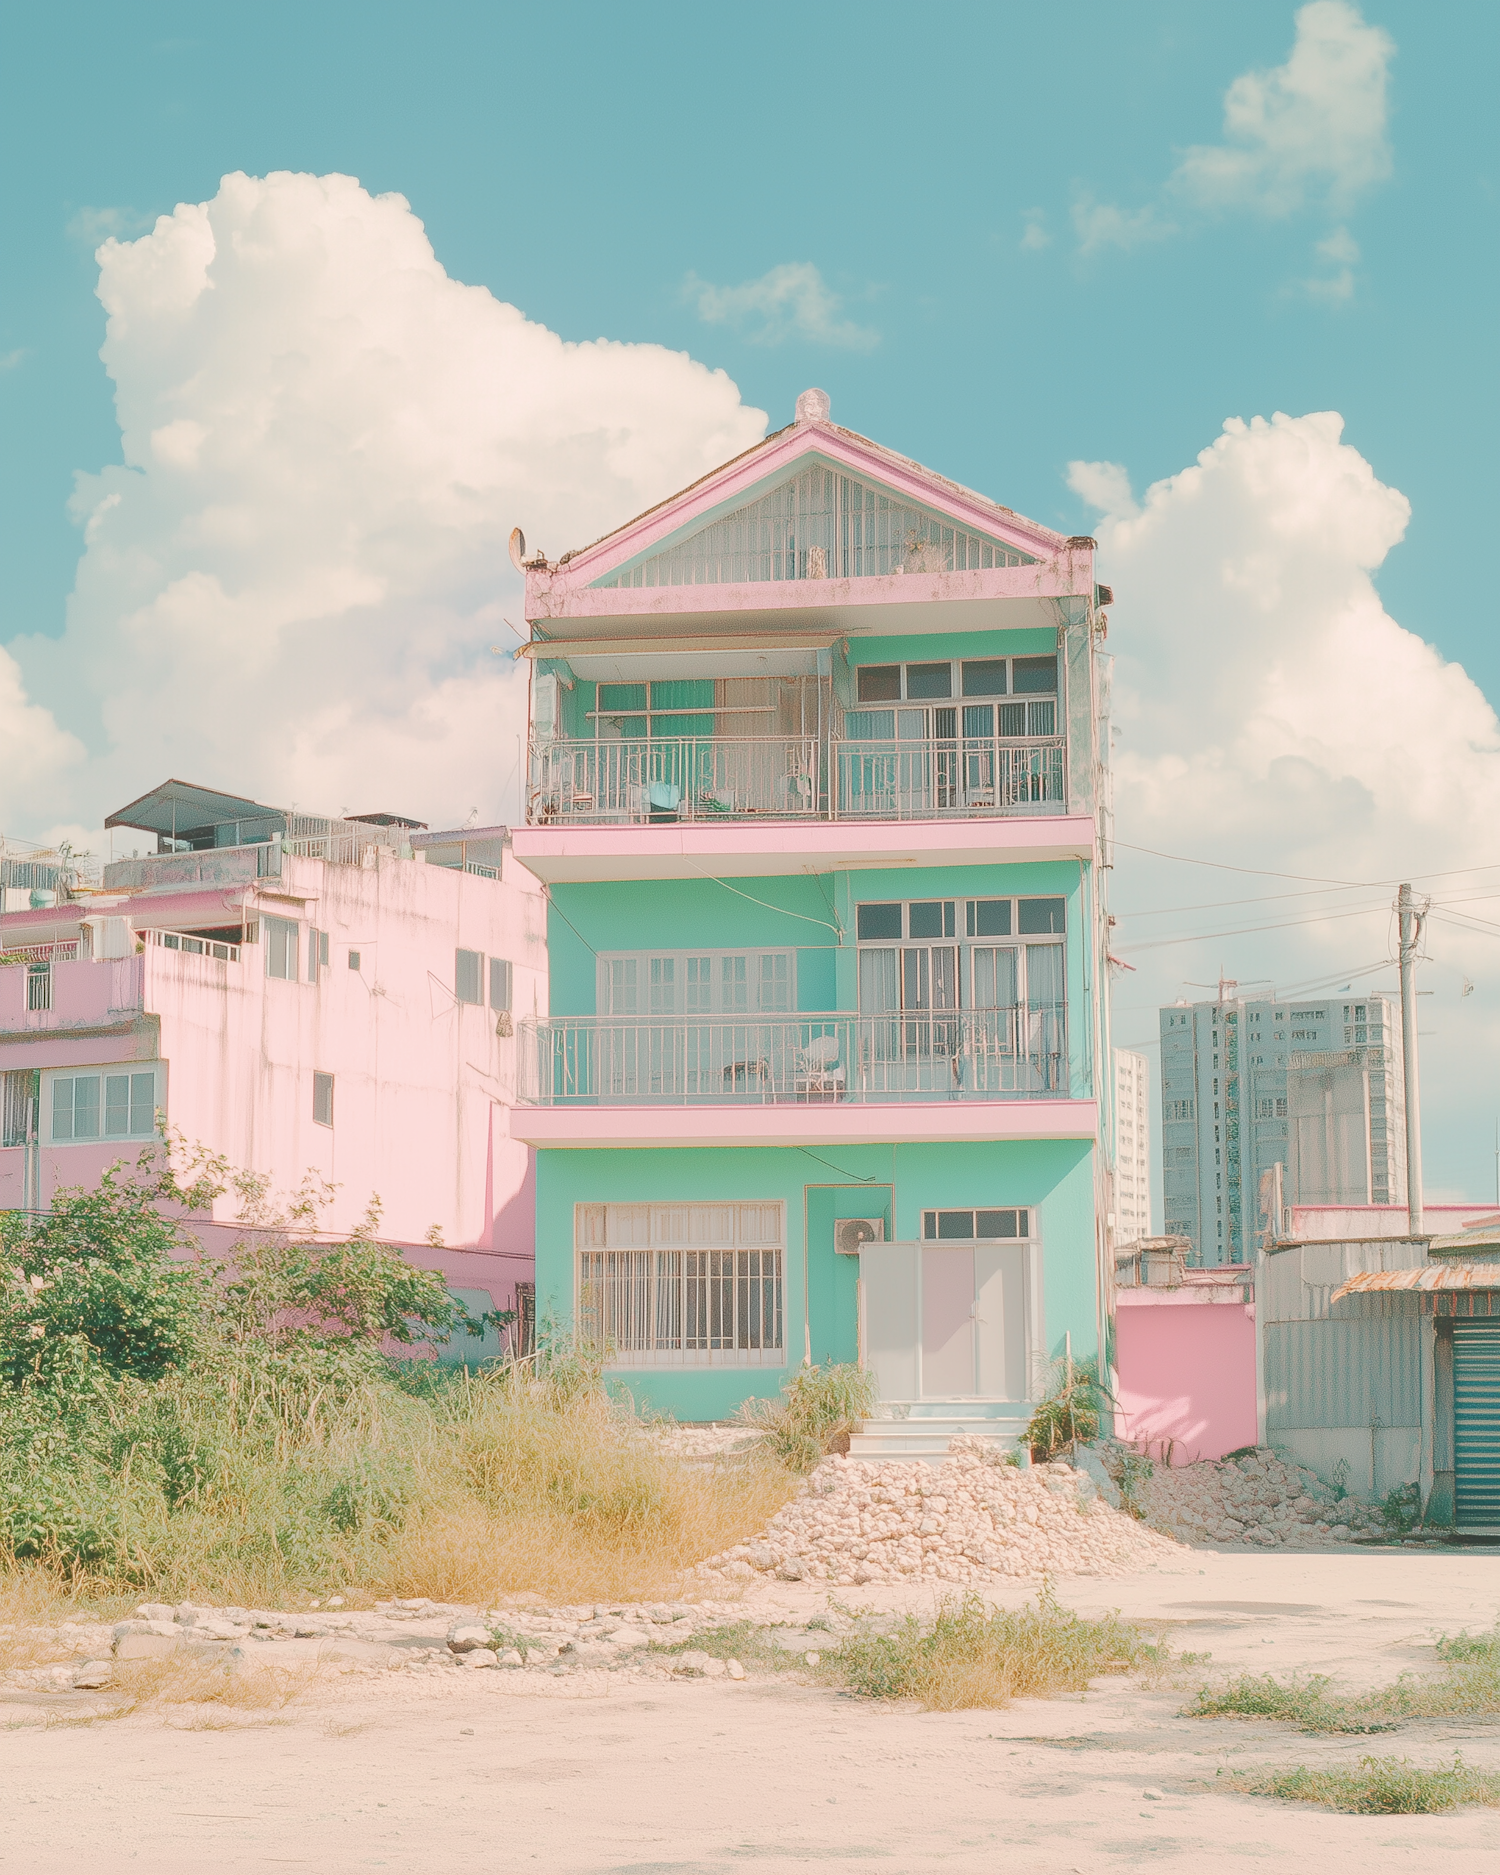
xmin=511 ymin=399 xmax=1114 ymax=1427
xmin=535 ymin=1137 xmax=1099 ymax=1419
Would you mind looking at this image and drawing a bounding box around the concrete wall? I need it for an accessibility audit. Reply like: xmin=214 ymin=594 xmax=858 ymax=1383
xmin=1113 ymin=1292 xmax=1257 ymax=1463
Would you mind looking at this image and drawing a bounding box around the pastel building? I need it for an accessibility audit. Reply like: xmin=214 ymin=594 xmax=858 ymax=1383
xmin=0 ymin=781 xmax=545 ymax=1343
xmin=509 ymin=390 xmax=1116 ymax=1447
xmin=1113 ymin=1048 xmax=1150 ymax=1243
xmin=1159 ymin=987 xmax=1406 ymax=1266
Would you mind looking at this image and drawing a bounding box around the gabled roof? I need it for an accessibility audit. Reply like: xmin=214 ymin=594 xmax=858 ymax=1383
xmin=546 ymin=396 xmax=1077 ymax=589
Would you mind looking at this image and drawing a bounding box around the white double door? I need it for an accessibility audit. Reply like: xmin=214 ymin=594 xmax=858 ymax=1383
xmin=859 ymin=1241 xmax=1028 ymax=1401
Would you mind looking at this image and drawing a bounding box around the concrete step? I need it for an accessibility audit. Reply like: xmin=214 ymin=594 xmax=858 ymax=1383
xmin=847 ymin=1414 xmax=1029 ymax=1461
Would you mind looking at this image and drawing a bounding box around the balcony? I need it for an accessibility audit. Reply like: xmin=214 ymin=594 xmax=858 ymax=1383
xmin=525 ymin=733 xmax=1066 ymax=826
xmin=517 ymin=1009 xmax=1067 ymax=1106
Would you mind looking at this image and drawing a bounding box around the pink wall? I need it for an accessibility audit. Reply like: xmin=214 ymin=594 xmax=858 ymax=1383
xmin=1113 ymin=1293 xmax=1257 ymax=1464
xmin=1 ymin=841 xmax=547 ymax=1310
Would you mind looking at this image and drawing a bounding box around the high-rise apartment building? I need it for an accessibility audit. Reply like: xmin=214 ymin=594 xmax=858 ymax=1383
xmin=1113 ymin=1048 xmax=1150 ymax=1243
xmin=1158 ymin=987 xmax=1405 ymax=1265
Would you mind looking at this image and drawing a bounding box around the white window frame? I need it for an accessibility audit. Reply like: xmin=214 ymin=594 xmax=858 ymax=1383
xmin=312 ymin=1071 xmax=334 ymax=1128
xmin=265 ymin=916 xmax=299 ymax=981
xmin=43 ymin=1062 xmax=164 ymax=1145
xmin=596 ymin=948 xmax=796 ymax=1017
xmin=575 ymin=1201 xmax=786 ymax=1369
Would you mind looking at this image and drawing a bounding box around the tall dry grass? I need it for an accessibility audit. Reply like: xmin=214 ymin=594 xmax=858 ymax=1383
xmin=1 ymin=1361 xmax=796 ymax=1612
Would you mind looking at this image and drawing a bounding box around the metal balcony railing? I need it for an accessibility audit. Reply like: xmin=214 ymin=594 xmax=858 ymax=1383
xmin=517 ymin=1009 xmax=1068 ymax=1105
xmin=525 ymin=733 xmax=1067 ymax=824
xmin=833 ymin=735 xmax=1066 ymax=818
xmin=528 ymin=736 xmax=824 ymax=824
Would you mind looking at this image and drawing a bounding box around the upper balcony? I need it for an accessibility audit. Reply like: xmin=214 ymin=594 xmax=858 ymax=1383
xmin=524 ymin=654 xmax=1073 ymax=829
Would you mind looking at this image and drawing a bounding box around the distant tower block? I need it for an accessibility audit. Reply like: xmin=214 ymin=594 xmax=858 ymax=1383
xmin=795 ymin=387 xmax=831 ymax=424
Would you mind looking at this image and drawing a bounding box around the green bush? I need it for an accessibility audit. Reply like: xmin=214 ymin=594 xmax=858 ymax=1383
xmin=734 ymin=1363 xmax=877 ymax=1472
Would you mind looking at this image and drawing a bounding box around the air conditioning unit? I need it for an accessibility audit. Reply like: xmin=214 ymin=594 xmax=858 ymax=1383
xmin=835 ymin=1217 xmax=885 ymax=1256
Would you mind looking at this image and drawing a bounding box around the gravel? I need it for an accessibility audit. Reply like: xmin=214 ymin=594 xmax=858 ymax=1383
xmin=1136 ymin=1448 xmax=1390 ymax=1547
xmin=699 ymin=1439 xmax=1183 ymax=1586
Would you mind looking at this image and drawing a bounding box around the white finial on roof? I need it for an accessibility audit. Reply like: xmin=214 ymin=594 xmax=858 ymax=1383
xmin=795 ymin=387 xmax=830 ymax=425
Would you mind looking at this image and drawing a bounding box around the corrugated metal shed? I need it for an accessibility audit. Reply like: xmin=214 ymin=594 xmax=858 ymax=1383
xmin=1332 ymin=1262 xmax=1500 ymax=1301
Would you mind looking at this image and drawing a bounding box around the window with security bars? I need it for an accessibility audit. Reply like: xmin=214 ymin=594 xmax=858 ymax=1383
xmin=575 ymin=1202 xmax=784 ymax=1367
xmin=2 ymin=1069 xmax=39 ymax=1147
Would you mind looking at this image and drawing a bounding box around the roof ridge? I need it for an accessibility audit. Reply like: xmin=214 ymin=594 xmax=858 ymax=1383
xmin=551 ymin=417 xmax=1065 ymax=571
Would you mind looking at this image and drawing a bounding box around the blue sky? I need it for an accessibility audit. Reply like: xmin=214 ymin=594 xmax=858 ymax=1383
xmin=2 ymin=1 xmax=1499 ymax=1202
xmin=1 ymin=0 xmax=1494 ymax=678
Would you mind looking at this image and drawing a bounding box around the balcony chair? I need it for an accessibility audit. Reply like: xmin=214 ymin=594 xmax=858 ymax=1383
xmin=794 ymin=1031 xmax=846 ymax=1102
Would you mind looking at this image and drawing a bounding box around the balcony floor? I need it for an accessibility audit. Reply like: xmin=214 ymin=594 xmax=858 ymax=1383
xmin=509 ymin=1097 xmax=1099 ymax=1150
xmin=510 ymin=813 xmax=1097 ymax=883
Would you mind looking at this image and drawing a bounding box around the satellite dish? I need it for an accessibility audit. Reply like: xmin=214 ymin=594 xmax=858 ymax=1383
xmin=508 ymin=527 xmax=527 ymax=573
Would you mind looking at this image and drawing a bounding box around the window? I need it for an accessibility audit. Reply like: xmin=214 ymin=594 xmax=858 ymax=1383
xmin=576 ymin=1202 xmax=784 ymax=1367
xmin=1168 ymin=1099 xmax=1195 ymax=1121
xmin=922 ymin=1208 xmax=1031 ymax=1239
xmin=347 ymin=950 xmax=361 ymax=971
xmin=489 ymin=958 xmax=513 ymax=1012
xmin=854 ymin=898 xmax=1066 ymax=1016
xmin=598 ymin=949 xmax=795 ymax=1016
xmin=456 ymin=948 xmax=483 ymax=1005
xmin=850 ymin=656 xmax=1058 ymax=741
xmin=2 ymin=1069 xmax=39 ymax=1147
xmin=47 ymin=1066 xmax=159 ymax=1143
xmin=265 ymin=917 xmax=298 ymax=980
xmin=307 ymin=929 xmax=330 ymax=982
xmin=313 ymin=1072 xmax=334 ymax=1128
xmin=26 ymin=964 xmax=51 ymax=1012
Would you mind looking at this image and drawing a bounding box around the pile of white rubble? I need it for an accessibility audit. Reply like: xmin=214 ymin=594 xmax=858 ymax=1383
xmin=701 ymin=1439 xmax=1182 ymax=1586
xmin=1136 ymin=1448 xmax=1389 ymax=1547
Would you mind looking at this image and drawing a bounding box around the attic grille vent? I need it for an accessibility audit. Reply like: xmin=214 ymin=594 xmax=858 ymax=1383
xmin=597 ymin=464 xmax=1035 ymax=589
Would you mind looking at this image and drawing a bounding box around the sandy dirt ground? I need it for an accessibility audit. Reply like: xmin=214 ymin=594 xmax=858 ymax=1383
xmin=3 ymin=1545 xmax=1499 ymax=1873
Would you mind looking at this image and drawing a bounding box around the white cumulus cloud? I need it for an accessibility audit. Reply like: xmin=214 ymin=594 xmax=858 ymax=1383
xmin=1085 ymin=410 xmax=1500 ymax=1197
xmin=684 ymin=261 xmax=878 ymax=351
xmin=1173 ymin=1 xmax=1395 ymax=216
xmin=1066 ymin=459 xmax=1139 ymax=522
xmin=3 ymin=171 xmax=767 ymax=838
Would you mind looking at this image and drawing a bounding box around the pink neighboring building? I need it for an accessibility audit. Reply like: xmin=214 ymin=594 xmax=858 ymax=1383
xmin=1112 ymin=1243 xmax=1257 ymax=1464
xmin=0 ymin=781 xmax=545 ymax=1346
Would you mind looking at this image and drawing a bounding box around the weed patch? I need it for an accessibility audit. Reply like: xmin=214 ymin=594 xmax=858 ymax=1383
xmin=1223 ymin=1754 xmax=1500 ymax=1814
xmin=1189 ymin=1624 xmax=1500 ymax=1733
xmin=827 ymin=1591 xmax=1158 ymax=1711
xmin=1188 ymin=1673 xmax=1397 ymax=1733
xmin=734 ymin=1364 xmax=875 ymax=1473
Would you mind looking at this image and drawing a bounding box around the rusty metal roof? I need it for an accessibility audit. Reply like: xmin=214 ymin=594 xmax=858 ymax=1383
xmin=1331 ymin=1262 xmax=1500 ymax=1301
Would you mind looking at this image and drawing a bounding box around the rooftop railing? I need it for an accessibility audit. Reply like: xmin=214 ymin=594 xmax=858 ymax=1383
xmin=517 ymin=1009 xmax=1067 ymax=1105
xmin=144 ymin=928 xmax=240 ymax=962
xmin=525 ymin=732 xmax=1066 ymax=824
xmin=0 ymin=941 xmax=81 ymax=968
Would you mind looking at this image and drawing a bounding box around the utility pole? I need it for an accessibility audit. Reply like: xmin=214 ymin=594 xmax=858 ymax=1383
xmin=1398 ymin=883 xmax=1424 ymax=1236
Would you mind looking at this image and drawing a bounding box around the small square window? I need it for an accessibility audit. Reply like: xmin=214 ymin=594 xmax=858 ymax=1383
xmin=856 ymin=903 xmax=903 ymax=941
xmin=961 ymin=659 xmax=1008 ymax=697
xmin=455 ymin=948 xmax=483 ymax=1005
xmin=348 ymin=951 xmax=361 ymax=970
xmin=856 ymin=665 xmax=901 ymax=703
xmin=313 ymin=1072 xmax=334 ymax=1128
xmin=905 ymin=661 xmax=952 ymax=699
xmin=907 ymin=900 xmax=955 ymax=939
xmin=966 ymin=899 xmax=1012 ymax=937
xmin=1012 ymin=655 xmax=1058 ymax=695
xmin=489 ymin=957 xmax=513 ymax=1012
xmin=1018 ymin=897 xmax=1066 ymax=934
